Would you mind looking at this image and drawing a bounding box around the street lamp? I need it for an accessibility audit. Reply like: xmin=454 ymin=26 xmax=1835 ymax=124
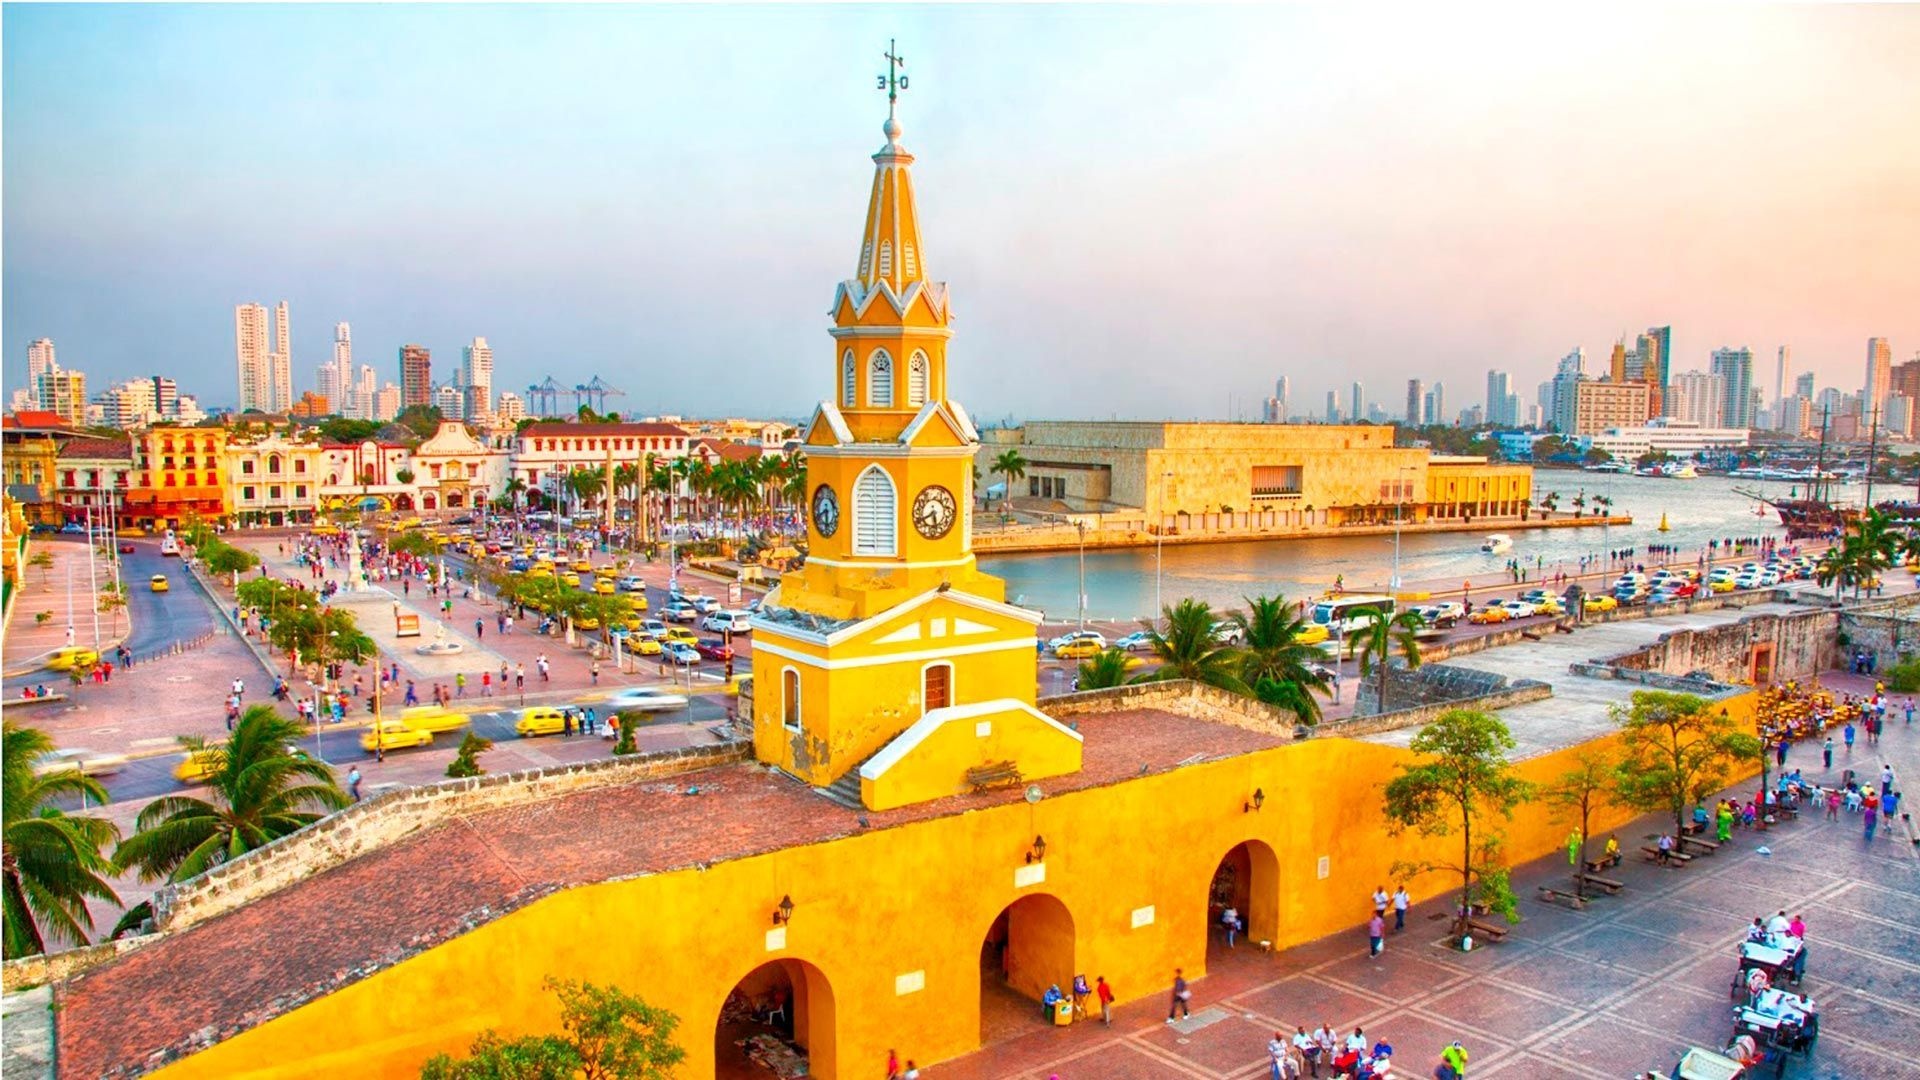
xmin=1391 ymin=466 xmax=1417 ymax=592
xmin=1155 ymin=471 xmax=1173 ymax=617
xmin=1075 ymin=520 xmax=1088 ymax=632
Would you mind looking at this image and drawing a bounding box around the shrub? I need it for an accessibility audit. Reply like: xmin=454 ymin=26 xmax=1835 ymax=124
xmin=1885 ymin=656 xmax=1920 ymax=693
xmin=445 ymin=731 xmax=493 ymax=778
xmin=612 ymin=713 xmax=638 ymax=756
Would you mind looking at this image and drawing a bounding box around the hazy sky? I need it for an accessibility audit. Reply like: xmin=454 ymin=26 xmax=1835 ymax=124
xmin=5 ymin=4 xmax=1917 ymax=421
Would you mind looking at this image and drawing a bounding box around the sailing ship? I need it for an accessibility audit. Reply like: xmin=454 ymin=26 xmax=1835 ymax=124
xmin=1734 ymin=406 xmax=1855 ymax=539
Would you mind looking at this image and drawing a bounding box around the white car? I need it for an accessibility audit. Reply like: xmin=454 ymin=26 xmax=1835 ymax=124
xmin=1496 ymin=599 xmax=1535 ymax=619
xmin=1734 ymin=573 xmax=1763 ymax=589
xmin=617 ymin=575 xmax=647 ymax=592
xmin=32 ymin=747 xmax=129 ymax=778
xmin=604 ymin=686 xmax=691 ymax=713
xmin=664 ymin=602 xmax=699 ymax=623
xmin=1047 ymin=630 xmax=1107 ymax=650
xmin=635 ymin=619 xmax=668 ymax=639
xmin=702 ymin=611 xmax=753 ymax=635
xmin=1210 ymin=621 xmax=1245 ymax=645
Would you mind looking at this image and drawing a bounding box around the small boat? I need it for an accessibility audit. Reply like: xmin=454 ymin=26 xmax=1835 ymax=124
xmin=1668 ymin=462 xmax=1699 ymax=479
xmin=1480 ymin=534 xmax=1512 ymax=554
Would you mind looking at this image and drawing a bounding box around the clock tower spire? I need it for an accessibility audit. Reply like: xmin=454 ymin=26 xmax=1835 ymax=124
xmin=748 ymin=50 xmax=1080 ymax=805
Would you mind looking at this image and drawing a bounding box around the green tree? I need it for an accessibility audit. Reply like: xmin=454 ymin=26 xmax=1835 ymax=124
xmin=395 ymin=468 xmax=417 ymax=486
xmin=1345 ymin=607 xmax=1426 ymax=715
xmin=203 ymin=540 xmax=261 ymax=577
xmin=97 ymin=583 xmax=129 ymax=635
xmin=316 ymin=417 xmax=381 ymax=444
xmin=2 ymin=723 xmax=122 ymax=958
xmin=991 ymin=449 xmax=1028 ymax=510
xmin=1075 ymin=648 xmax=1133 ymax=691
xmin=1381 ymin=709 xmax=1533 ymax=940
xmin=388 ymin=530 xmax=439 ymax=559
xmin=1139 ymin=599 xmax=1249 ymax=694
xmin=112 ymin=707 xmax=349 ymax=935
xmin=420 ymin=977 xmax=685 ymax=1080
xmin=1612 ymin=690 xmax=1761 ymax=840
xmin=446 ymin=731 xmax=494 ymax=779
xmin=395 ymin=405 xmax=445 ymax=440
xmin=1231 ymin=594 xmax=1330 ymax=723
xmin=1582 ymin=447 xmax=1613 ymax=466
xmin=1542 ymin=748 xmax=1621 ymax=900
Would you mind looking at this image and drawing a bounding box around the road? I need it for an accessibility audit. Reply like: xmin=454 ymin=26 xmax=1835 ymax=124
xmin=116 ymin=541 xmax=215 ymax=657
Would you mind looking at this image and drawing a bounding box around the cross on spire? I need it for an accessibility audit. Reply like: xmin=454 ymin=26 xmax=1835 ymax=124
xmin=877 ymin=38 xmax=908 ymax=120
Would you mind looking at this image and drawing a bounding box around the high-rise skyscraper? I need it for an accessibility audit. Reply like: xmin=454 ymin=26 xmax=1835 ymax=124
xmin=462 ymin=337 xmax=494 ymax=417
xmin=151 ymin=376 xmax=178 ymax=418
xmin=1710 ymin=347 xmax=1755 ymax=428
xmin=1349 ymin=381 xmax=1363 ymax=426
xmin=1795 ymin=371 xmax=1815 ymax=399
xmin=235 ymin=303 xmax=271 ymax=412
xmin=1427 ymin=381 xmax=1446 ymax=426
xmin=400 ymin=345 xmax=432 ymax=408
xmin=1405 ymin=379 xmax=1424 ymax=425
xmin=1609 ymin=342 xmax=1628 ymax=383
xmin=316 ymin=322 xmax=352 ymax=413
xmin=1865 ymin=337 xmax=1893 ymax=414
xmin=1485 ymin=370 xmax=1518 ymax=427
xmin=374 ymin=383 xmax=402 ymax=422
xmin=1666 ymin=370 xmax=1725 ymax=427
xmin=36 ymin=369 xmax=86 ymax=425
xmin=1774 ymin=346 xmax=1791 ymax=409
xmin=354 ymin=364 xmax=378 ymax=420
xmin=1646 ymin=326 xmax=1671 ymax=388
xmin=269 ymin=300 xmax=292 ymax=412
xmin=1550 ymin=348 xmax=1585 ymax=433
xmin=27 ymin=338 xmax=57 ymax=389
xmin=435 ymin=383 xmax=466 ymax=420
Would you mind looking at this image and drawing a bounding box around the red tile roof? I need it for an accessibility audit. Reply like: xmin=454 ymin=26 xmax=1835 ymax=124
xmin=54 ymin=706 xmax=1282 ymax=1077
xmin=4 ymin=410 xmax=75 ymax=431
xmin=693 ymin=437 xmax=761 ymax=462
xmin=519 ymin=422 xmax=689 ymax=438
xmin=58 ymin=436 xmax=134 ymax=461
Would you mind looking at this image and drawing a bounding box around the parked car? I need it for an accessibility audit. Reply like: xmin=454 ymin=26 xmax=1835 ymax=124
xmin=1583 ymin=593 xmax=1618 ymax=613
xmin=1467 ymin=606 xmax=1510 ymax=625
xmin=702 ymin=611 xmax=753 ymax=635
xmin=664 ymin=601 xmax=700 ymax=623
xmin=617 ymin=575 xmax=647 ymax=592
xmin=605 ymin=687 xmax=690 ymax=713
xmin=1211 ymin=620 xmax=1245 ymax=645
xmin=695 ymin=640 xmax=734 ymax=662
xmin=663 ymin=643 xmax=701 ymax=666
xmin=1114 ymin=630 xmax=1155 ymax=652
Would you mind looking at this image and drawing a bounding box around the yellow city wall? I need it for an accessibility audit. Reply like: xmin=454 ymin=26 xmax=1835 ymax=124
xmin=151 ymin=698 xmax=1757 ymax=1080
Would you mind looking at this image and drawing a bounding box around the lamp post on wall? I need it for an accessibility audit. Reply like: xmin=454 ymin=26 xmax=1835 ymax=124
xmin=1391 ymin=465 xmax=1416 ymax=591
xmin=1155 ymin=471 xmax=1173 ymax=618
xmin=1075 ymin=520 xmax=1088 ymax=633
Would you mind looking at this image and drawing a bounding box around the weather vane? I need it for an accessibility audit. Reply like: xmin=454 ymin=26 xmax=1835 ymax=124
xmin=877 ymin=38 xmax=908 ymax=118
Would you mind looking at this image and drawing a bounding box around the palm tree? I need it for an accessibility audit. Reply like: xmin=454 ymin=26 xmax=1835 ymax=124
xmin=1345 ymin=607 xmax=1426 ymax=715
xmin=1140 ymin=599 xmax=1250 ymax=694
xmin=992 ymin=449 xmax=1028 ymax=511
xmin=1076 ymin=648 xmax=1133 ymax=691
xmin=501 ymin=475 xmax=528 ymax=511
xmin=111 ymin=707 xmax=348 ymax=935
xmin=3 ymin=723 xmax=122 ymax=958
xmin=1843 ymin=509 xmax=1901 ymax=597
xmin=1231 ymin=594 xmax=1331 ymax=723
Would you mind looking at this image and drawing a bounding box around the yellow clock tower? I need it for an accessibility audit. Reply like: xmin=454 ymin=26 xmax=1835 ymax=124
xmin=750 ymin=49 xmax=1082 ymax=807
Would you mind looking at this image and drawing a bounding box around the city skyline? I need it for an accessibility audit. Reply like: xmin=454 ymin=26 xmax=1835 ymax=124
xmin=4 ymin=5 xmax=1918 ymax=419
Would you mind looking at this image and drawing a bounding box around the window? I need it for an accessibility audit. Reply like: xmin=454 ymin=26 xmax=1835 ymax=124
xmin=267 ymin=455 xmax=282 ymax=474
xmin=867 ymin=351 xmax=894 ymax=408
xmin=269 ymin=486 xmax=282 ymax=499
xmin=294 ymin=459 xmax=307 ymax=474
xmin=904 ymin=244 xmax=918 ymax=278
xmin=1250 ymin=465 xmax=1304 ymax=498
xmin=852 ymin=464 xmax=897 ymax=556
xmin=782 ymin=669 xmax=802 ymax=730
xmin=241 ymin=460 xmax=255 ymax=475
xmin=878 ymin=240 xmax=893 ymax=279
xmin=242 ymin=486 xmax=255 ymax=500
xmin=842 ymin=350 xmax=857 ymax=407
xmin=907 ymin=352 xmax=929 ymax=407
xmin=923 ymin=663 xmax=952 ymax=711
xmin=295 ymin=485 xmax=307 ymax=498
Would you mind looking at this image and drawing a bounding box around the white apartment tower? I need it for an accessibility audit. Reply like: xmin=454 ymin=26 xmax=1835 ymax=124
xmin=235 ymin=303 xmax=271 ymax=412
xmin=461 ymin=336 xmax=494 ymax=418
xmin=27 ymin=338 xmax=57 ymax=387
xmin=317 ymin=322 xmax=353 ymax=412
xmin=1865 ymin=338 xmax=1893 ymax=415
xmin=269 ymin=301 xmax=292 ymax=412
xmin=1775 ymin=346 xmax=1790 ymax=410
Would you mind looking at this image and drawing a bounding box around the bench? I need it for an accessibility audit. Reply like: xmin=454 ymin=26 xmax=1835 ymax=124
xmin=1535 ymin=885 xmax=1586 ymax=910
xmin=1681 ymin=820 xmax=1705 ymax=836
xmin=1583 ymin=853 xmax=1622 ymax=873
xmin=1575 ymin=873 xmax=1624 ymax=894
xmin=1679 ymin=835 xmax=1719 ymax=856
xmin=965 ymin=760 xmax=1023 ymax=793
xmin=1642 ymin=845 xmax=1692 ymax=866
xmin=2 ymin=693 xmax=70 ymax=709
xmin=1465 ymin=917 xmax=1509 ymax=943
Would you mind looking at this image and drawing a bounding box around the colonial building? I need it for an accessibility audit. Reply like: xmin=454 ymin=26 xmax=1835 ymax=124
xmin=52 ymin=435 xmax=136 ymax=522
xmin=1 ymin=412 xmax=71 ymax=526
xmin=224 ymin=429 xmax=325 ymax=526
xmin=122 ymin=426 xmax=228 ymax=530
xmin=317 ymin=438 xmax=415 ymax=514
xmin=509 ymin=421 xmax=691 ymax=505
xmin=408 ymin=420 xmax=509 ymax=512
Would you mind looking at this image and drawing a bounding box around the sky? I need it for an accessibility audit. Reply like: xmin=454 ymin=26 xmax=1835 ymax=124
xmin=5 ymin=4 xmax=1918 ymax=422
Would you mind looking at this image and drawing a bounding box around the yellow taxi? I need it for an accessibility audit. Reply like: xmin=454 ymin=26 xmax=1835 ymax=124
xmin=628 ymin=593 xmax=649 ymax=611
xmin=173 ymin=748 xmax=224 ymax=784
xmin=44 ymin=647 xmax=100 ymax=672
xmin=575 ymin=615 xmax=601 ymax=631
xmin=397 ymin=704 xmax=469 ymax=733
xmin=1582 ymin=594 xmax=1618 ymax=612
xmin=571 ymin=559 xmax=593 ymax=573
xmin=525 ymin=564 xmax=553 ymax=580
xmin=1293 ymin=624 xmax=1330 ymax=646
xmin=395 ymin=516 xmax=424 ymax=529
xmin=119 ymin=525 xmax=147 ymax=537
xmin=560 ymin=572 xmax=581 ymax=587
xmin=662 ymin=627 xmax=699 ymax=647
xmin=1053 ymin=639 xmax=1104 ymax=660
xmin=1466 ymin=606 xmax=1510 ymax=625
xmin=360 ymin=720 xmax=433 ymax=752
xmin=594 ymin=579 xmax=617 ymax=595
xmin=149 ymin=574 xmax=170 ymax=593
xmin=621 ymin=632 xmax=663 ymax=655
xmin=1708 ymin=578 xmax=1735 ymax=594
xmin=595 ymin=566 xmax=618 ymax=578
xmin=515 ymin=706 xmax=573 ymax=737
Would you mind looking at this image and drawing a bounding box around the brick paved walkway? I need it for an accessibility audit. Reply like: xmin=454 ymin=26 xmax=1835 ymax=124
xmin=924 ymin=673 xmax=1919 ymax=1080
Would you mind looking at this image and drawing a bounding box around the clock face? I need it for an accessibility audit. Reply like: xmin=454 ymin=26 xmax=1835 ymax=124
xmin=811 ymin=484 xmax=840 ymax=538
xmin=912 ymin=484 xmax=958 ymax=539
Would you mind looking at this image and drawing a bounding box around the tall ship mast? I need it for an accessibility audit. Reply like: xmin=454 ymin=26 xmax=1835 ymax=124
xmin=1735 ymin=404 xmax=1853 ymax=538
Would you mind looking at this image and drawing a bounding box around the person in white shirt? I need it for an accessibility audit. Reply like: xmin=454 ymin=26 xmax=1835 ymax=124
xmin=1391 ymin=886 xmax=1410 ymax=932
xmin=1292 ymin=1027 xmax=1320 ymax=1077
xmin=1766 ymin=910 xmax=1791 ymax=936
xmin=1346 ymin=1028 xmax=1367 ymax=1054
xmin=1314 ymin=1023 xmax=1339 ymax=1066
xmin=1371 ymin=886 xmax=1388 ymax=917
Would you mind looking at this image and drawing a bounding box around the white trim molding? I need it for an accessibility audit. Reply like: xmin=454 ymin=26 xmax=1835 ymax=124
xmin=753 ymin=636 xmax=1037 ymax=672
xmin=859 ymin=698 xmax=1082 ymax=781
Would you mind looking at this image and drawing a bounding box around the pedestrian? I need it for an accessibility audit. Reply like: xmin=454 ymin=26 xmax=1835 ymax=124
xmin=1864 ymin=804 xmax=1878 ymax=841
xmin=1826 ymin=787 xmax=1841 ymax=819
xmin=347 ymin=766 xmax=362 ymax=801
xmin=1166 ymin=968 xmax=1191 ymax=1022
xmin=232 ymin=676 xmax=245 ymax=699
xmin=404 ymin=680 xmax=418 ymax=706
xmin=900 ymin=1063 xmax=918 ymax=1080
xmin=498 ymin=612 xmax=507 ymax=634
xmin=591 ymin=660 xmax=600 ymax=686
xmin=1391 ymin=885 xmax=1409 ymax=932
xmin=1096 ymin=975 xmax=1114 ymax=1025
xmin=515 ymin=664 xmax=526 ymax=690
xmin=475 ymin=618 xmax=484 ymax=640
xmin=481 ymin=670 xmax=492 ymax=697
xmin=585 ymin=706 xmax=597 ymax=735
xmin=1441 ymin=1041 xmax=1469 ymax=1079
xmin=1844 ymin=722 xmax=1856 ymax=752
xmin=1371 ymin=885 xmax=1388 ymax=918
xmin=1367 ymin=912 xmax=1385 ymax=956
xmin=455 ymin=672 xmax=467 ymax=698
xmin=887 ymin=1049 xmax=900 ymax=1080
xmin=1823 ymin=737 xmax=1834 ymax=769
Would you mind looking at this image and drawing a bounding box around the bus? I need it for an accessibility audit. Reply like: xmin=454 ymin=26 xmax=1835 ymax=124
xmin=1308 ymin=593 xmax=1396 ymax=637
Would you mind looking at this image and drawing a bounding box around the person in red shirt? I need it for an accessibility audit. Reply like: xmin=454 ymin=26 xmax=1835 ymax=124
xmin=1096 ymin=975 xmax=1115 ymax=1025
